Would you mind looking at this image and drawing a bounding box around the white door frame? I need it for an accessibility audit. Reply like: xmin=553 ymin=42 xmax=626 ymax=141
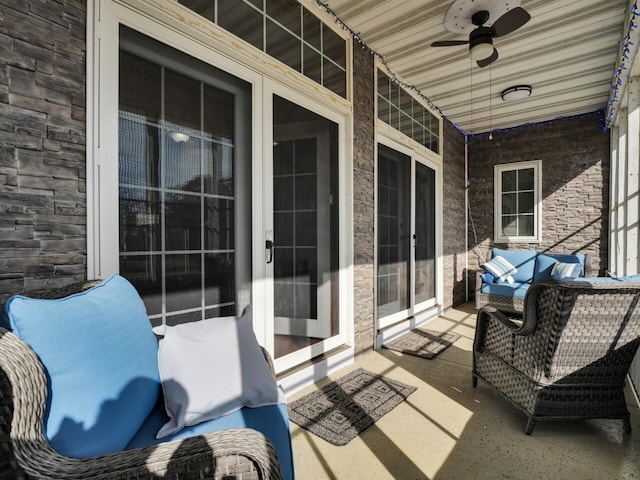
xmin=88 ymin=1 xmax=353 ymax=373
xmin=374 ymin=133 xmax=443 ymax=331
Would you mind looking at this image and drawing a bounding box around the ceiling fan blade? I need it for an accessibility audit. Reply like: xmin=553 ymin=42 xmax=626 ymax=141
xmin=490 ymin=7 xmax=531 ymax=38
xmin=431 ymin=40 xmax=469 ymax=47
xmin=477 ymin=48 xmax=498 ymax=68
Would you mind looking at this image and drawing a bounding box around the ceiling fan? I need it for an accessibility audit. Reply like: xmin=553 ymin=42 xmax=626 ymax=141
xmin=431 ymin=5 xmax=531 ymax=68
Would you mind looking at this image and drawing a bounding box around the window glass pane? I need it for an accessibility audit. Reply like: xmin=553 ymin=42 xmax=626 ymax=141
xmin=303 ymin=45 xmax=322 ymax=84
xmin=165 ymin=70 xmax=200 ymax=131
xmin=119 ymin=118 xmax=160 ymax=188
xmin=267 ymin=0 xmax=301 ymax=35
xmin=165 ymin=253 xmax=202 ymax=312
xmin=119 ymin=187 xmax=160 ymax=253
xmin=218 ymin=0 xmax=263 ymax=49
xmin=267 ymin=19 xmax=301 ymax=71
xmin=204 ymin=252 xmax=235 ymax=305
xmin=203 ymin=142 xmax=233 ymax=196
xmin=119 ymin=51 xmax=161 ymax=123
xmin=164 ymin=134 xmax=201 ymax=192
xmin=323 ymin=59 xmax=346 ymax=98
xmin=400 ymin=91 xmax=412 ymax=116
xmin=323 ymin=24 xmax=345 ymax=68
xmin=378 ymin=97 xmax=390 ymax=124
xmin=518 ymin=168 xmax=535 ymax=191
xmin=501 ymin=192 xmax=517 ymax=215
xmin=303 ymin=7 xmax=321 ymax=49
xmin=119 ymin=27 xmax=251 ymax=325
xmin=178 ymin=0 xmax=214 ymax=21
xmin=518 ymin=191 xmax=535 ymax=214
xmin=119 ymin=255 xmax=162 ymax=315
xmin=377 ymin=144 xmax=411 ymax=319
xmin=205 ymin=198 xmax=234 ymax=250
xmin=518 ymin=215 xmax=534 ymax=236
xmin=412 ymin=120 xmax=423 ymax=145
xmin=203 ymin=85 xmax=234 ymax=143
xmin=400 ymin=112 xmax=412 ymax=138
xmin=501 ymin=170 xmax=517 ymax=192
xmin=415 ymin=162 xmax=436 ymax=304
xmin=378 ymin=69 xmax=390 ymax=101
xmin=165 ymin=193 xmax=201 ymax=251
xmin=502 ymin=215 xmax=518 ymax=236
xmin=273 ymin=95 xmax=340 ymax=358
xmin=376 ymin=69 xmax=440 ymax=154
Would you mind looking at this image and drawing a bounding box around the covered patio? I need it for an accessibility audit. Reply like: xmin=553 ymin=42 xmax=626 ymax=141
xmin=1 ymin=0 xmax=640 ymax=478
xmin=290 ymin=303 xmax=640 ymax=479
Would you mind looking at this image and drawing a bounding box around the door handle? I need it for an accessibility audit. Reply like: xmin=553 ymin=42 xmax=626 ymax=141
xmin=266 ymin=240 xmax=274 ymax=264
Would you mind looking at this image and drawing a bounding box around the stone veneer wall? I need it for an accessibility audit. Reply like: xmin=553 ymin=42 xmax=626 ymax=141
xmin=0 ymin=1 xmax=87 ymax=302
xmin=442 ymin=120 xmax=467 ymax=308
xmin=351 ymin=39 xmax=376 ymax=355
xmin=467 ymin=113 xmax=610 ymax=290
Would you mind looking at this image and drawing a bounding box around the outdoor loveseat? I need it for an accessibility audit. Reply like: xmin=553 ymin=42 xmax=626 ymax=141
xmin=473 ymin=278 xmax=640 ymax=434
xmin=475 ymin=247 xmax=589 ymax=313
xmin=0 ymin=275 xmax=293 ymax=480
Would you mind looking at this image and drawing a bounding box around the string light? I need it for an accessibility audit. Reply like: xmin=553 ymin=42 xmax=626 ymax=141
xmin=312 ymin=0 xmax=468 ymax=134
xmin=314 ymin=1 xmax=617 ymax=136
xmin=468 ymin=109 xmax=607 ymax=140
xmin=605 ymin=2 xmax=640 ymax=129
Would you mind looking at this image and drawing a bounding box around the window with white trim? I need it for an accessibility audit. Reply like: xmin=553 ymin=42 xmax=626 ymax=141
xmin=494 ymin=160 xmax=542 ymax=243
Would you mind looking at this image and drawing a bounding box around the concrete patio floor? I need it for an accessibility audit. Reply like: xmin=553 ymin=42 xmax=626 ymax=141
xmin=287 ymin=303 xmax=640 ymax=480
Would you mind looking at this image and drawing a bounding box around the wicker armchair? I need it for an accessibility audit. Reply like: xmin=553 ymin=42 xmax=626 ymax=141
xmin=472 ymin=279 xmax=640 ymax=435
xmin=0 ymin=281 xmax=284 ymax=480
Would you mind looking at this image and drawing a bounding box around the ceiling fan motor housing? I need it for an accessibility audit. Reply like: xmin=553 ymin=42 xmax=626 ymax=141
xmin=469 ymin=26 xmax=493 ymax=49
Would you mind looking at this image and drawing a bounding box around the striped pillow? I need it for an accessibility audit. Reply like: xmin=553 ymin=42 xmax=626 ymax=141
xmin=481 ymin=255 xmax=517 ymax=284
xmin=551 ymin=261 xmax=582 ymax=279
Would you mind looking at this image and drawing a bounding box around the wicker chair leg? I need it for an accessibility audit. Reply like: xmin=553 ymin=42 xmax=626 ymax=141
xmin=472 ymin=375 xmax=477 ymax=387
xmin=623 ymin=416 xmax=632 ymax=434
xmin=525 ymin=417 xmax=536 ymax=435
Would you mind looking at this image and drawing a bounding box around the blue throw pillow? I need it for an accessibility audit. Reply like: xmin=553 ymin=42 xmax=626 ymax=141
xmin=2 ymin=274 xmax=160 ymax=458
xmin=480 ymin=272 xmax=495 ymax=284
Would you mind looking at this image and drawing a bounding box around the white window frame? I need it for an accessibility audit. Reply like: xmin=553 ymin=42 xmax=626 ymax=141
xmin=494 ymin=160 xmax=542 ymax=244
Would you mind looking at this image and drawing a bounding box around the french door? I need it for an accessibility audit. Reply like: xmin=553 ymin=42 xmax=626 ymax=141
xmin=267 ymin=93 xmax=342 ymax=363
xmin=377 ymin=141 xmax=438 ymax=328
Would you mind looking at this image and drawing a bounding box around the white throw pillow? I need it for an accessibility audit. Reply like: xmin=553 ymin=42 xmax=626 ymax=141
xmin=551 ymin=261 xmax=582 ymax=279
xmin=156 ymin=305 xmax=285 ymax=438
xmin=481 ymin=255 xmax=517 ymax=284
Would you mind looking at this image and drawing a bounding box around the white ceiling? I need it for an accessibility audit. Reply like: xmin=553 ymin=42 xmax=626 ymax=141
xmin=324 ymin=0 xmax=629 ymax=134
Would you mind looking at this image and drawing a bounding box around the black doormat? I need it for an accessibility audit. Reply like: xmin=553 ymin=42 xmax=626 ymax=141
xmin=383 ymin=328 xmax=460 ymax=359
xmin=287 ymin=368 xmax=416 ymax=445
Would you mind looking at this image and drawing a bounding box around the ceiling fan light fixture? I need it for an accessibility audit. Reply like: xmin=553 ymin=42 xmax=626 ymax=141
xmin=470 ymin=42 xmax=494 ymax=61
xmin=501 ymin=85 xmax=532 ymax=101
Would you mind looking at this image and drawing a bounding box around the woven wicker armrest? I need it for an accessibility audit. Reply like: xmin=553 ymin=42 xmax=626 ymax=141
xmin=0 ymin=329 xmax=284 ymax=480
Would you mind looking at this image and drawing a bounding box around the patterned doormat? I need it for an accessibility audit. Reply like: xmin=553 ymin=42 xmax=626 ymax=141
xmin=287 ymin=368 xmax=416 ymax=445
xmin=383 ymin=328 xmax=460 ymax=359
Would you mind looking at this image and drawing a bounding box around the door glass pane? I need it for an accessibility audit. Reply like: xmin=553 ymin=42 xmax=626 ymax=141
xmin=273 ymin=96 xmax=339 ymax=358
xmin=377 ymin=144 xmax=411 ymax=319
xmin=415 ymin=162 xmax=435 ymax=305
xmin=118 ymin=27 xmax=251 ymax=326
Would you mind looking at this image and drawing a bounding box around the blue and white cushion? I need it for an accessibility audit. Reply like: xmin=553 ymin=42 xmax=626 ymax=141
xmin=481 ymin=255 xmax=517 ymax=284
xmin=551 ymin=261 xmax=582 ymax=279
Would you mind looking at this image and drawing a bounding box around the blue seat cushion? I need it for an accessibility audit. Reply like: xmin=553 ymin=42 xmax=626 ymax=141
xmin=492 ymin=248 xmax=537 ymax=284
xmin=126 ymin=402 xmax=295 ymax=480
xmin=481 ymin=282 xmax=530 ymax=299
xmin=1 ymin=274 xmax=160 ymax=458
xmin=534 ymin=253 xmax=585 ymax=280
